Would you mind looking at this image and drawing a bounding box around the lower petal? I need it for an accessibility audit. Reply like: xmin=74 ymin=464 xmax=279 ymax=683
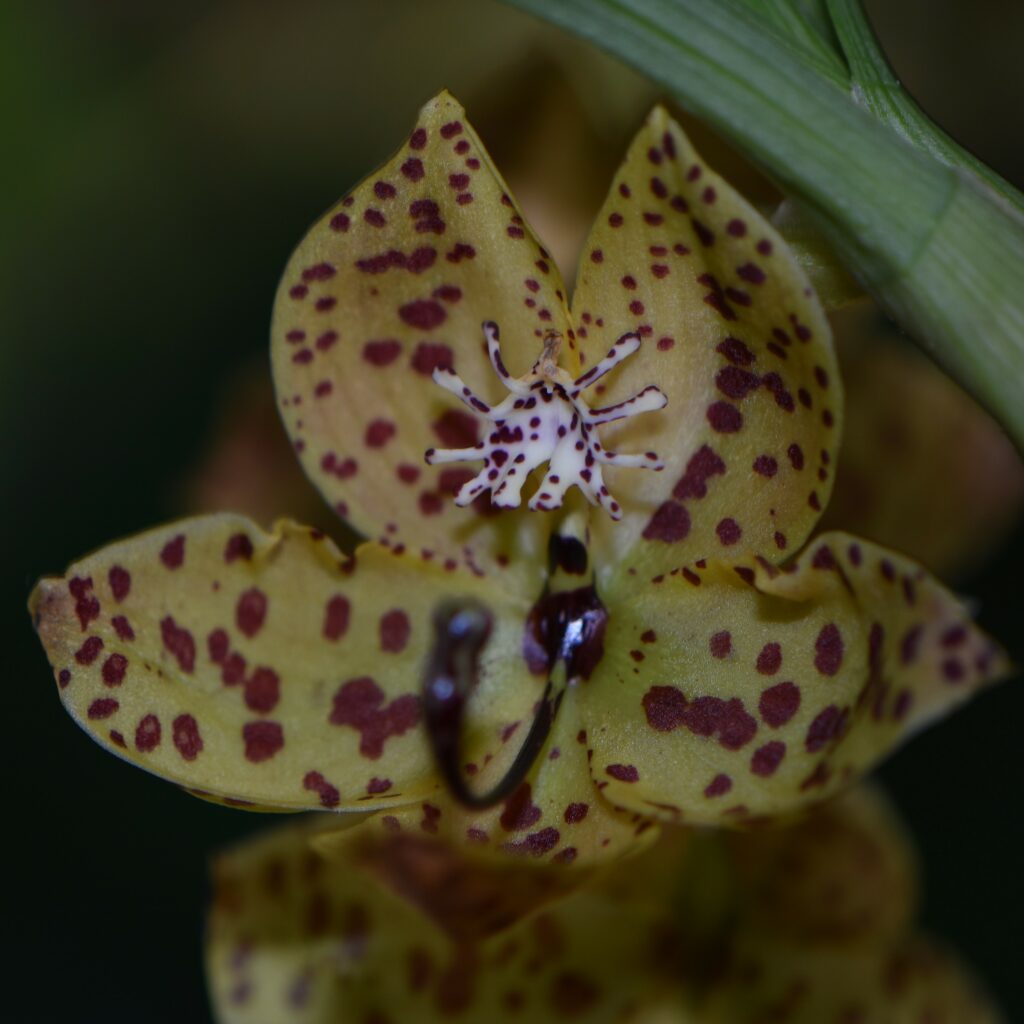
xmin=30 ymin=514 xmax=540 ymax=812
xmin=582 ymin=533 xmax=1008 ymax=824
xmin=206 ymin=815 xmax=685 ymax=1023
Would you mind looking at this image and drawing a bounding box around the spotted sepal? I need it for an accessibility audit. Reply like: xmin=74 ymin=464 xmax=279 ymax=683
xmin=271 ymin=90 xmax=576 ymax=585
xmin=570 ymin=106 xmax=841 ymax=586
xmin=206 ymin=816 xmax=685 ymax=1023
xmin=583 ymin=532 xmax=1008 ymax=825
xmin=30 ymin=513 xmax=544 ymax=813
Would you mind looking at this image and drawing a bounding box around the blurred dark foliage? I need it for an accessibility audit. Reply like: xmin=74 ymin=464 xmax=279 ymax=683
xmin=4 ymin=1 xmax=1021 ymax=1020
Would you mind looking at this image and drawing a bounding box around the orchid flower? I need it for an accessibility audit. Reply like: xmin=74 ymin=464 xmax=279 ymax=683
xmin=205 ymin=786 xmax=1001 ymax=1022
xmin=31 ymin=92 xmax=1007 ymax=869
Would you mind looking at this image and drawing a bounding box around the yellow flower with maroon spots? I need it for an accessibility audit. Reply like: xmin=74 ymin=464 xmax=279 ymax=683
xmin=30 ymin=92 xmax=1008 ymax=868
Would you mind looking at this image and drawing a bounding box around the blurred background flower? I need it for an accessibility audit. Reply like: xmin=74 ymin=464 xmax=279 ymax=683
xmin=6 ymin=1 xmax=1022 ymax=1020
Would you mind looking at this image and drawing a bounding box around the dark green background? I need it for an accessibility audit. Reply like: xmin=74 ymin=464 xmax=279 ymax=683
xmin=5 ymin=2 xmax=1021 ymax=1020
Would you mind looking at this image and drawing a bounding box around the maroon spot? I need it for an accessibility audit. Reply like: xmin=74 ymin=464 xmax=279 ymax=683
xmin=161 ymin=616 xmax=195 ymax=673
xmin=550 ymin=972 xmax=599 ymax=1015
xmin=410 ymin=127 xmax=427 ymax=149
xmin=606 ymin=764 xmax=639 ymax=782
xmin=160 ymin=534 xmax=185 ymax=569
xmin=364 ymin=209 xmax=386 ymax=227
xmin=380 ymin=610 xmax=411 ymax=653
xmin=433 ymin=409 xmax=480 ymax=447
xmin=411 ymin=342 xmax=454 ymax=375
xmin=642 ymin=501 xmax=690 ymax=542
xmin=108 ymin=566 xmax=131 ymax=602
xmin=500 ymin=783 xmax=543 ymax=832
xmin=75 ymin=635 xmax=104 ymax=665
xmin=438 ymin=468 xmax=474 ymax=495
xmin=302 ymin=261 xmax=336 ymax=281
xmin=753 ymin=455 xmax=778 ymax=477
xmin=243 ymin=721 xmax=284 ymax=762
xmin=323 ymin=595 xmax=351 ymax=641
xmin=316 ymin=330 xmax=338 ymax=351
xmin=224 ymin=533 xmax=254 ymax=563
xmin=716 ymin=366 xmax=760 ymax=399
xmin=367 ymin=777 xmax=392 ymax=794
xmin=363 ymin=339 xmax=402 ymax=366
xmin=58 ymin=669 xmax=71 ymax=688
xmin=365 ymin=419 xmax=396 ymax=448
xmin=448 ymin=172 xmax=469 ymax=191
xmin=814 ymin=624 xmax=844 ymax=676
xmin=329 ymin=677 xmax=421 ymax=758
xmin=942 ymin=658 xmax=965 ymax=683
xmin=504 ymin=827 xmax=561 ymax=857
xmin=399 ymin=299 xmax=446 ymax=330
xmin=756 ymin=642 xmax=782 ymax=675
xmin=245 ymin=667 xmax=280 ymax=713
xmin=716 ymin=518 xmax=742 ymax=546
xmin=787 ymin=443 xmax=805 ymax=470
xmin=173 ymin=714 xmax=203 ymax=760
xmin=707 ymin=401 xmax=742 ymax=433
xmin=397 ymin=463 xmax=420 ymax=484
xmin=135 ymin=714 xmax=161 ymax=752
xmin=813 ymin=546 xmax=837 ymax=570
xmin=329 ymin=212 xmax=350 ymax=232
xmin=419 ymin=492 xmax=442 ymax=516
xmin=710 ymin=631 xmax=732 ymax=658
xmin=643 ymin=686 xmax=687 ymax=731
xmin=111 ymin=615 xmax=134 ymax=641
xmin=440 ymin=120 xmax=463 ymax=139
xmin=101 ymin=653 xmax=127 ymax=686
xmin=717 ymin=337 xmax=755 ymax=366
xmin=751 ymin=741 xmax=786 ymax=777
xmin=303 ymin=771 xmax=340 ymax=808
xmin=69 ymin=576 xmax=100 ymax=630
xmin=705 ymin=774 xmax=732 ymax=797
xmin=805 ymin=704 xmax=847 ymax=752
xmin=236 ymin=588 xmax=268 ymax=638
xmin=737 ymin=262 xmax=766 ymax=284
xmin=759 ymin=681 xmax=801 ymax=727
xmin=564 ymin=802 xmax=589 ymax=824
xmin=673 ymin=445 xmax=726 ymax=501
xmin=608 ymin=212 xmax=623 ymax=227
xmin=401 ymin=157 xmax=424 ymax=181
xmin=88 ymin=698 xmax=119 ymax=720
xmin=374 ymin=180 xmax=396 ymax=200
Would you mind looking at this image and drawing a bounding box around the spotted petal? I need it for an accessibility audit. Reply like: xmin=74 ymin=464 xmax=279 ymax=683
xmin=700 ymin=933 xmax=1001 ymax=1023
xmin=571 ymin=107 xmax=840 ymax=584
xmin=272 ymin=90 xmax=576 ymax=585
xmin=313 ymin=689 xmax=660 ymax=871
xmin=583 ymin=533 xmax=1008 ymax=824
xmin=206 ymin=817 xmax=685 ymax=1023
xmin=30 ymin=514 xmax=545 ymax=812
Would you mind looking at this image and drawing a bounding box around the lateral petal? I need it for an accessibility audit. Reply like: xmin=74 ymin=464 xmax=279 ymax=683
xmin=582 ymin=533 xmax=1008 ymax=824
xmin=30 ymin=514 xmax=542 ymax=811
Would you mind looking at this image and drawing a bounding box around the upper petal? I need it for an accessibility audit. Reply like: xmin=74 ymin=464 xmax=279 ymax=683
xmin=570 ymin=107 xmax=840 ymax=584
xmin=30 ymin=513 xmax=543 ymax=811
xmin=582 ymin=532 xmax=1008 ymax=825
xmin=272 ymin=90 xmax=575 ymax=582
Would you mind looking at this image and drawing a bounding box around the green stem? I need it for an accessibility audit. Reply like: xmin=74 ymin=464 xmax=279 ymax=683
xmin=505 ymin=0 xmax=1024 ymax=449
xmin=827 ymin=0 xmax=1024 ymax=217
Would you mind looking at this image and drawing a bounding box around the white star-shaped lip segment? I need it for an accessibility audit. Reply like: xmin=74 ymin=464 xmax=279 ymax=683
xmin=424 ymin=321 xmax=667 ymax=520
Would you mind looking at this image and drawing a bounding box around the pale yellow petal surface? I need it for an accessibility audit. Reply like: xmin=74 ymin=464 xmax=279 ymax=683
xmin=272 ymin=90 xmax=576 ymax=584
xmin=31 ymin=513 xmax=545 ymax=812
xmin=582 ymin=533 xmax=1007 ymax=824
xmin=206 ymin=817 xmax=686 ymax=1023
xmin=570 ymin=107 xmax=840 ymax=585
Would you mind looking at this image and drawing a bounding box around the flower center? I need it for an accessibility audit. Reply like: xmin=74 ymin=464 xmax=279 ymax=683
xmin=425 ymin=320 xmax=667 ymax=519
